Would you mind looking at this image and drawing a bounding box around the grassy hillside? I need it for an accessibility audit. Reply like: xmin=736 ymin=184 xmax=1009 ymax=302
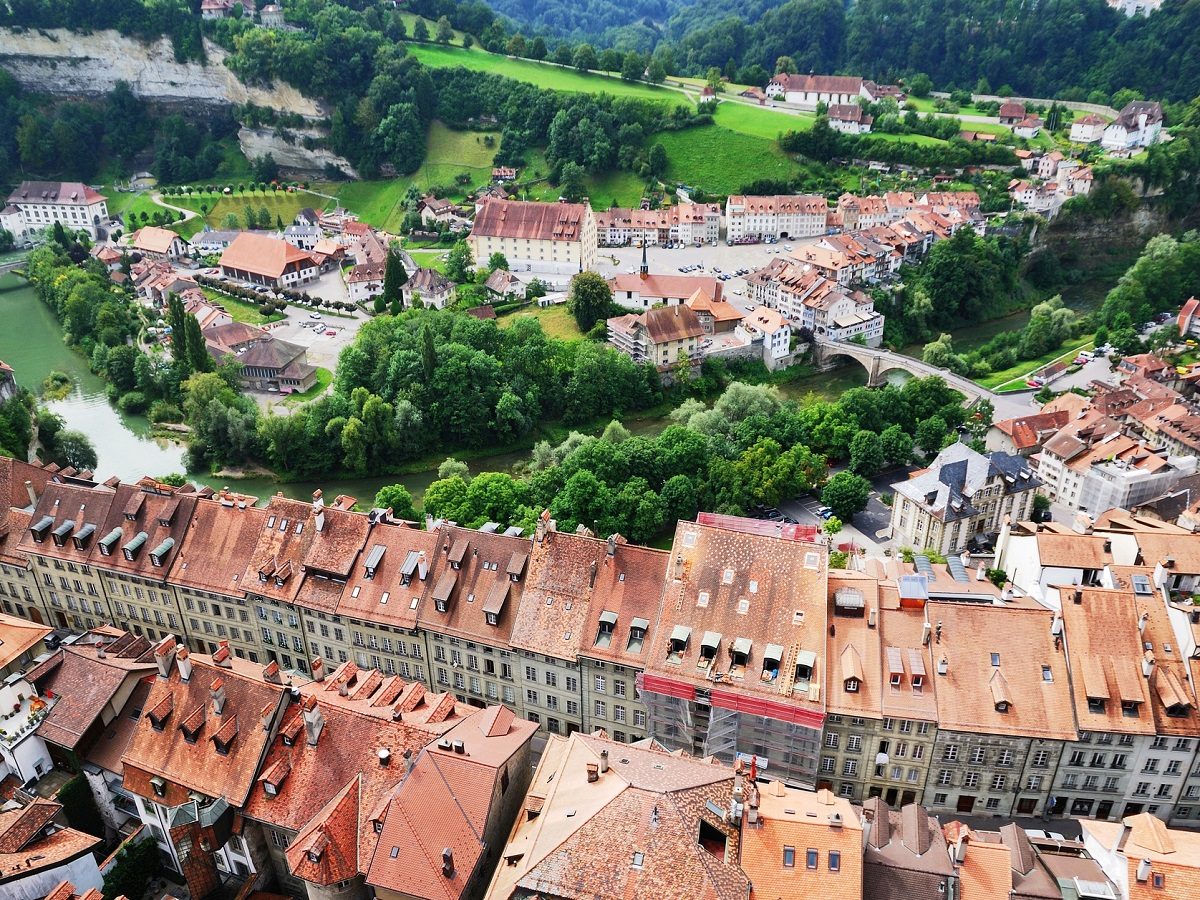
xmin=654 ymin=124 xmax=802 ymax=195
xmin=406 ymin=44 xmax=689 ymax=105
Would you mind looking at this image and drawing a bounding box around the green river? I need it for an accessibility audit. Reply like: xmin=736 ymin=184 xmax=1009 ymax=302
xmin=0 ymin=271 xmax=869 ymax=504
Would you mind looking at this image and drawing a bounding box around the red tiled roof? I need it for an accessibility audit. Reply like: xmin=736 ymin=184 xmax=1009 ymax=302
xmin=219 ymin=233 xmax=315 ymax=279
xmin=287 ymin=776 xmax=362 ymax=885
xmin=472 ymin=199 xmax=589 ymax=243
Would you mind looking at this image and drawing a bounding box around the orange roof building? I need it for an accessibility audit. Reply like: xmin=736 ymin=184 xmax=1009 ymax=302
xmin=1083 ymin=813 xmax=1200 ymax=900
xmin=218 ymin=232 xmax=318 ymax=287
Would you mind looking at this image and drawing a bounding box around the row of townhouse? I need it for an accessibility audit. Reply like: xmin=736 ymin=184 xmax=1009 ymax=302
xmin=745 ymin=257 xmax=885 ymax=345
xmin=15 ymin=623 xmax=536 ymax=900
xmin=595 ymin=202 xmax=721 ymax=246
xmin=7 ymin=459 xmax=1200 ymax=827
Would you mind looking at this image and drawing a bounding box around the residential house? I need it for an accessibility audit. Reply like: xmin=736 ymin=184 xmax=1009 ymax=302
xmin=986 ymin=410 xmax=1072 ymax=456
xmin=922 ymin=602 xmax=1076 ymax=818
xmin=1071 ymin=114 xmax=1109 ymax=143
xmin=741 ymin=782 xmax=864 ymax=900
xmin=607 ymin=305 xmax=704 ymax=375
xmin=419 ymin=196 xmax=467 ymax=230
xmin=638 ymin=520 xmax=829 ymax=786
xmin=1015 ymin=117 xmax=1044 ymax=139
xmin=1082 ymin=814 xmax=1200 ymax=900
xmin=596 ymin=203 xmax=721 ymax=247
xmin=468 ymin=199 xmax=597 ymax=275
xmin=1103 ymin=102 xmax=1165 ymax=151
xmin=829 ymin=104 xmax=873 ymax=133
xmin=838 ymin=195 xmax=893 ymax=231
xmin=192 ymin=229 xmax=241 ymax=255
xmin=1176 ymin=297 xmax=1200 ymax=339
xmin=574 ymin=534 xmax=669 ymax=744
xmin=686 ymin=287 xmax=744 ymax=335
xmin=1053 ymin=587 xmax=1157 ymax=821
xmin=130 ymin=226 xmax=190 ymax=260
xmin=1000 ymin=101 xmax=1028 ymax=126
xmin=281 ymin=225 xmax=320 ymax=251
xmin=89 ymin=245 xmax=124 ymax=273
xmin=219 ymin=233 xmax=317 ymax=288
xmin=484 ymin=268 xmax=523 ymax=303
xmin=484 ymin=730 xmax=749 ymax=900
xmin=0 ymin=662 xmax=55 ymax=785
xmin=862 ymin=798 xmax=957 ymax=900
xmin=0 ymin=800 xmax=103 ymax=900
xmin=3 ymin=182 xmax=109 ymax=243
xmin=736 ymin=306 xmax=793 ymax=368
xmin=365 ymin=705 xmax=536 ymax=900
xmin=0 ymin=457 xmax=59 ymax=627
xmin=725 ymin=194 xmax=828 ymax=241
xmin=491 ymin=166 xmax=518 ymax=183
xmin=889 ymin=443 xmax=1040 ymax=554
xmin=402 ymin=267 xmax=456 ymax=310
xmin=766 ymin=74 xmax=876 ymax=110
xmin=745 ymin=259 xmax=885 ymax=345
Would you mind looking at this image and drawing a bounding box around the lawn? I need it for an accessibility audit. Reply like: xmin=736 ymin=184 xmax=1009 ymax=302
xmin=398 ymin=16 xmax=469 ymax=46
xmin=201 ymin=287 xmax=286 ymax=325
xmin=979 ymin=335 xmax=1097 ymax=391
xmin=712 ymin=101 xmax=813 ymax=140
xmin=526 ymin=165 xmax=648 ymax=209
xmin=407 ymin=248 xmax=450 ymax=274
xmin=406 ymin=44 xmax=688 ymax=105
xmin=497 ymin=303 xmax=584 ymax=341
xmin=169 ymin=189 xmax=325 ymax=231
xmin=906 ymin=96 xmax=994 ymax=117
xmin=283 ymin=366 xmax=333 ymax=403
xmin=654 ymin=124 xmax=800 ymax=195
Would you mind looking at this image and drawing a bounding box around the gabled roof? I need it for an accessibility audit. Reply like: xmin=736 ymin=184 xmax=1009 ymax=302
xmin=170 ymin=491 xmax=265 ymax=596
xmin=121 ymin=655 xmax=287 ymax=807
xmin=0 ymin=610 xmax=51 ymax=673
xmin=132 ymin=225 xmax=185 ymax=255
xmin=287 ymin=776 xmax=362 ymax=885
xmin=8 ymin=181 xmax=105 ymax=205
xmin=484 ymin=732 xmax=746 ymax=900
xmin=472 ymin=198 xmax=589 ymax=242
xmin=219 ymin=232 xmax=315 ymax=279
xmin=0 ymin=800 xmax=102 ymax=883
xmin=31 ymin=644 xmax=156 ymax=751
xmin=640 ymin=304 xmax=705 ymax=344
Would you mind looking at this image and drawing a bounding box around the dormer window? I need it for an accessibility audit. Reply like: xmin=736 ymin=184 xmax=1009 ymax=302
xmin=182 ymin=723 xmax=202 ymax=744
xmin=51 ymin=520 xmax=74 ymax=547
xmin=845 ymin=678 xmax=860 ymax=693
xmin=912 ymin=674 xmax=924 ymax=691
xmin=627 ymin=618 xmax=648 ymax=653
xmin=258 ymin=571 xmax=268 ymax=583
xmin=122 ymin=531 xmax=148 ymax=561
xmin=731 ymin=637 xmax=752 ymax=669
xmin=1121 ymin=699 xmax=1141 ymax=718
xmin=364 ymin=544 xmax=385 ymax=581
xmin=72 ymin=523 xmax=95 ymax=551
xmin=486 ymin=612 xmax=499 ymax=626
xmin=400 ymin=550 xmax=420 ymax=586
xmin=30 ymin=516 xmax=53 ymax=543
xmin=150 ymin=538 xmax=175 ymax=568
xmin=263 ymin=782 xmax=278 ymax=797
xmin=761 ymin=644 xmax=783 ymax=682
xmin=1088 ymin=697 xmax=1106 ymax=714
xmin=507 ymin=551 xmax=528 ymax=583
xmin=596 ymin=611 xmax=617 ymax=648
xmin=307 ymin=849 xmax=321 ymax=864
xmin=700 ymin=631 xmax=721 ymax=666
xmin=98 ymin=528 xmax=121 ymax=556
xmin=794 ymin=650 xmax=816 ymax=685
xmin=150 ymin=777 xmax=166 ymax=798
xmin=668 ymin=626 xmax=691 ymax=662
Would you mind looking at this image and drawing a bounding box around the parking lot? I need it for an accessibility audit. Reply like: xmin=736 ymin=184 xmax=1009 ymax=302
xmin=594 ymin=237 xmax=824 ymax=314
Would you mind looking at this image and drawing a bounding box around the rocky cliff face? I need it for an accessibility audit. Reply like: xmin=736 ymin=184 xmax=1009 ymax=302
xmin=237 ymin=127 xmax=359 ymax=179
xmin=0 ymin=27 xmax=359 ymax=173
xmin=0 ymin=27 xmax=321 ymax=116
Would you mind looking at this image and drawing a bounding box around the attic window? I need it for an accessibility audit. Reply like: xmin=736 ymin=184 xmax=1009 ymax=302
xmin=697 ymin=591 xmax=710 ymax=608
xmin=632 ymin=851 xmax=645 ymax=868
xmin=628 ymin=618 xmax=648 ymax=653
xmin=804 ymin=552 xmax=819 ymax=569
xmin=390 ymin=846 xmax=399 ymax=859
xmin=486 ymin=612 xmax=499 ymax=626
xmin=792 ymin=610 xmax=805 ymax=625
xmin=1042 ymin=666 xmax=1053 ymax=683
xmin=683 ymin=532 xmax=697 ymax=548
xmin=295 ymin=522 xmax=303 ymax=534
xmin=72 ymin=523 xmax=95 ymax=551
xmin=150 ymin=777 xmax=166 ymax=798
xmin=264 ymin=782 xmax=278 ymax=797
xmin=990 ymin=652 xmax=1001 ymax=667
xmin=123 ymin=531 xmax=148 ymax=561
xmin=30 ymin=516 xmax=52 ymax=543
xmin=267 ymin=516 xmax=276 ymax=528
xmin=737 ymin=598 xmax=750 ymax=614
xmin=52 ymin=521 xmax=74 ymax=547
xmin=279 ymin=519 xmax=289 ymax=532
xmin=1132 ymin=575 xmax=1152 ymax=595
xmin=845 ymin=678 xmax=860 ymax=693
xmin=307 ymin=849 xmax=321 ymax=864
xmin=722 ymin=568 xmax=735 ymax=585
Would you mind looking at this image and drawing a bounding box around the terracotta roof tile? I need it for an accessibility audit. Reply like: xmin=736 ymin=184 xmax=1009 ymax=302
xmin=0 ymin=799 xmax=102 ymax=882
xmin=472 ymin=198 xmax=589 ymax=243
xmin=287 ymin=776 xmax=361 ymax=885
xmin=219 ymin=232 xmax=315 ymax=280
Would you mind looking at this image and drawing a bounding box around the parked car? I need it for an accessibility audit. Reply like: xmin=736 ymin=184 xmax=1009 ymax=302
xmin=308 ymin=312 xmax=323 ymax=320
xmin=325 ymin=329 xmax=336 ymax=336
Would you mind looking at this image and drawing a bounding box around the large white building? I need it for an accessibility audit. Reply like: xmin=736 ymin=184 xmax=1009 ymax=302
xmin=468 ymin=198 xmax=597 ymax=276
xmin=1102 ymin=101 xmax=1164 ymax=151
xmin=2 ymin=181 xmax=109 ymax=244
xmin=725 ymin=194 xmax=828 ymax=241
xmin=765 ymin=74 xmax=875 ymax=110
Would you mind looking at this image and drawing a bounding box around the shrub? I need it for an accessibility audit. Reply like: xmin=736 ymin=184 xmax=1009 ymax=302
xmin=117 ymin=391 xmax=148 ymax=414
xmin=148 ymin=401 xmax=184 ymax=423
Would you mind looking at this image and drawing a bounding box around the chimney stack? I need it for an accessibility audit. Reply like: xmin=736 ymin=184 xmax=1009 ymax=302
xmin=922 ymin=622 xmax=931 ymax=646
xmin=302 ymin=696 xmax=324 ymax=746
xmin=154 ymin=637 xmax=177 ymax=678
xmin=263 ymin=661 xmax=282 ymax=684
xmin=607 ymin=535 xmax=617 ymax=557
xmin=586 ymin=762 xmax=600 ymax=783
xmin=589 ymin=560 xmax=597 ymax=589
xmin=210 ymin=677 xmax=227 ymax=716
xmin=674 ymin=554 xmax=683 ymax=580
xmin=213 ymin=641 xmax=233 ymax=668
xmin=96 ymin=642 xmax=106 ymax=659
xmin=377 ymin=747 xmax=391 ymax=767
xmin=418 ymin=551 xmax=428 ymax=580
xmin=404 ymin=748 xmax=416 ymax=775
xmin=177 ymin=646 xmax=193 ymax=682
xmin=600 ymin=749 xmax=609 ymax=774
xmin=442 ymin=848 xmax=455 ymax=878
xmin=311 ymin=658 xmax=325 ymax=682
xmin=24 ymin=480 xmax=37 ymax=508
xmin=313 ymin=489 xmax=326 ymax=533
xmin=935 ymin=621 xmax=943 ymax=643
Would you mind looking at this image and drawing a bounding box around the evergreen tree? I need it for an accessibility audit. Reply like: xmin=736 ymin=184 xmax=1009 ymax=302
xmin=184 ymin=314 xmax=213 ymax=373
xmin=383 ymin=248 xmax=408 ymax=309
xmin=421 ymin=323 xmax=437 ymax=383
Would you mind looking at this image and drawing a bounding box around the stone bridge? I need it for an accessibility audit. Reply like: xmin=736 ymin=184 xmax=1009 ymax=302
xmin=814 ymin=339 xmax=987 ymax=405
